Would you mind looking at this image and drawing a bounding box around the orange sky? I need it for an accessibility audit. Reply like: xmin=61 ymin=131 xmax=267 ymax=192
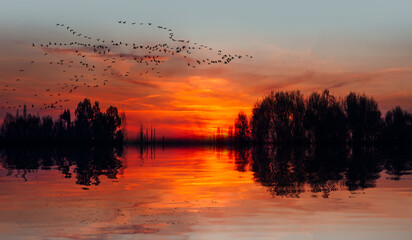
xmin=1 ymin=38 xmax=412 ymax=139
xmin=1 ymin=2 xmax=412 ymax=139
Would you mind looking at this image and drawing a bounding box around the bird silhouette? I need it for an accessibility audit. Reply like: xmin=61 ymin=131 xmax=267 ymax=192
xmin=4 ymin=20 xmax=253 ymax=112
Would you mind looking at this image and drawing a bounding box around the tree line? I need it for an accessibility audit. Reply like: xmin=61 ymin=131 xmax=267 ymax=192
xmin=233 ymin=90 xmax=412 ymax=146
xmin=0 ymin=98 xmax=125 ymax=145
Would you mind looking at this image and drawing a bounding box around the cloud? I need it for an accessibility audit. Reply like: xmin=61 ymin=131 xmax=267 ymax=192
xmin=2 ymin=34 xmax=412 ymax=138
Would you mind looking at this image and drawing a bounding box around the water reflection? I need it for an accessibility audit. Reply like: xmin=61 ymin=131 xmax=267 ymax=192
xmin=0 ymin=145 xmax=124 ymax=187
xmin=0 ymin=145 xmax=411 ymax=239
xmin=1 ymin=144 xmax=411 ymax=195
xmin=231 ymin=144 xmax=412 ymax=198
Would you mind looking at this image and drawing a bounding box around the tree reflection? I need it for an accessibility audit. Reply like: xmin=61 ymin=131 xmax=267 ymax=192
xmin=235 ymin=144 xmax=411 ymax=198
xmin=234 ymin=146 xmax=250 ymax=172
xmin=232 ymin=89 xmax=412 ymax=198
xmin=0 ymin=145 xmax=124 ymax=187
xmin=382 ymin=145 xmax=412 ymax=181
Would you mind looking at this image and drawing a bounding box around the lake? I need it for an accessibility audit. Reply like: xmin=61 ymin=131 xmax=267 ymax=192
xmin=0 ymin=145 xmax=411 ymax=240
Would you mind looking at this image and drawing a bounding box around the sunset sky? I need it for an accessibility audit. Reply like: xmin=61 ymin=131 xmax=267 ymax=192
xmin=1 ymin=0 xmax=411 ymax=139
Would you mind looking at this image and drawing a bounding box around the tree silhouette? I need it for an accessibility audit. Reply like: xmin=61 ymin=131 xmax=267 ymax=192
xmin=234 ymin=111 xmax=250 ymax=146
xmin=231 ymin=89 xmax=412 ymax=198
xmin=304 ymin=90 xmax=347 ymax=144
xmin=251 ymin=93 xmax=273 ymax=144
xmin=74 ymin=98 xmax=94 ymax=141
xmin=250 ymin=91 xmax=305 ymax=144
xmin=383 ymin=106 xmax=412 ymax=143
xmin=344 ymin=92 xmax=382 ymax=143
xmin=242 ymin=89 xmax=408 ymax=146
xmin=0 ymin=98 xmax=125 ymax=145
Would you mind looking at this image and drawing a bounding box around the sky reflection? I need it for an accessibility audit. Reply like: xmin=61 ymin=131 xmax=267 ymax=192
xmin=0 ymin=146 xmax=411 ymax=239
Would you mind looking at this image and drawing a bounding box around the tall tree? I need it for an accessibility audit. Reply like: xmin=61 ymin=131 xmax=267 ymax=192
xmin=345 ymin=92 xmax=382 ymax=143
xmin=234 ymin=111 xmax=250 ymax=146
xmin=384 ymin=106 xmax=412 ymax=143
xmin=304 ymin=90 xmax=347 ymax=144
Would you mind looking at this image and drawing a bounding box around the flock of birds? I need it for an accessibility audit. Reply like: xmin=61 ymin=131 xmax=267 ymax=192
xmin=1 ymin=21 xmax=253 ymax=111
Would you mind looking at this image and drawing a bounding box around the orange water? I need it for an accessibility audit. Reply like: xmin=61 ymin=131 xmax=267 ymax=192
xmin=0 ymin=147 xmax=411 ymax=240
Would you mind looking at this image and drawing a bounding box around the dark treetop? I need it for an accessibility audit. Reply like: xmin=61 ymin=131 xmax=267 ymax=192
xmin=233 ymin=89 xmax=412 ymax=146
xmin=0 ymin=98 xmax=125 ymax=145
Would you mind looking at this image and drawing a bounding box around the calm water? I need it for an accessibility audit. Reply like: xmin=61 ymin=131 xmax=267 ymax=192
xmin=0 ymin=145 xmax=411 ymax=240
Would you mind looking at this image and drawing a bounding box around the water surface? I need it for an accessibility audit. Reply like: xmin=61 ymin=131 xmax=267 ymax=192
xmin=0 ymin=145 xmax=411 ymax=240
